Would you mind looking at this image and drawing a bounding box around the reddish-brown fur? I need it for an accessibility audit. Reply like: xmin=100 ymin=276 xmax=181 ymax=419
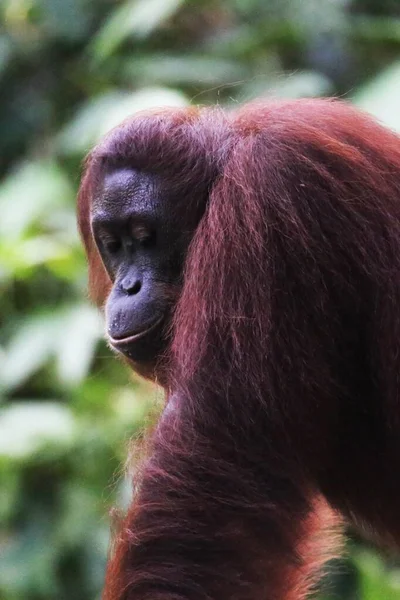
xmin=78 ymin=99 xmax=400 ymax=599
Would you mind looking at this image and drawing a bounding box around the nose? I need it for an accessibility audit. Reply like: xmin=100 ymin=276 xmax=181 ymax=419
xmin=120 ymin=276 xmax=142 ymax=295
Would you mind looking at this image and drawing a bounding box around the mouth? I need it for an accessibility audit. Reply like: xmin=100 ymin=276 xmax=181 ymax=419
xmin=107 ymin=315 xmax=165 ymax=348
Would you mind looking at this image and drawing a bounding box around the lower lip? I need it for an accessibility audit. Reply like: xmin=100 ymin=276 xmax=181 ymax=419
xmin=107 ymin=315 xmax=164 ymax=347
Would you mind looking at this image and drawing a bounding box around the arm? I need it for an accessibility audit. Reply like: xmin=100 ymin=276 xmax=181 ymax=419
xmin=104 ymin=393 xmax=341 ymax=600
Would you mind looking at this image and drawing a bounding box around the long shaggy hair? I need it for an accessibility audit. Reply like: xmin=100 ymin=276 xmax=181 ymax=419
xmin=78 ymin=99 xmax=400 ymax=600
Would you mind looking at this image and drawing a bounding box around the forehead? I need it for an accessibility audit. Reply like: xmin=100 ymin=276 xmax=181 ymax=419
xmin=91 ymin=168 xmax=166 ymax=222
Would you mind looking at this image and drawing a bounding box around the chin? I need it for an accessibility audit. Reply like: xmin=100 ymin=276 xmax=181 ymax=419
xmin=124 ymin=358 xmax=169 ymax=386
xmin=107 ymin=317 xmax=169 ymax=382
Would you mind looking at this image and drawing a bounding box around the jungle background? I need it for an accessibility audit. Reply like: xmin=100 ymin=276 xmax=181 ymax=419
xmin=1 ymin=0 xmax=400 ymax=598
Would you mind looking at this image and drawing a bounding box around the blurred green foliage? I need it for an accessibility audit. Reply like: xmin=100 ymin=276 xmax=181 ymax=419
xmin=0 ymin=0 xmax=400 ymax=598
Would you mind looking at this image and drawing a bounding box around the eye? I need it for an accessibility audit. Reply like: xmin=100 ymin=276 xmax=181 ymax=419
xmin=100 ymin=235 xmax=121 ymax=255
xmin=131 ymin=224 xmax=156 ymax=247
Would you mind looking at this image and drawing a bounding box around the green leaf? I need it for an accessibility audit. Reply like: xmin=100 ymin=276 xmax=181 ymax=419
xmin=0 ymin=402 xmax=75 ymax=459
xmin=0 ymin=236 xmax=72 ymax=278
xmin=354 ymin=549 xmax=400 ymax=600
xmin=0 ymin=315 xmax=59 ymax=391
xmin=0 ymin=511 xmax=59 ymax=595
xmin=58 ymin=88 xmax=187 ymax=155
xmin=242 ymin=70 xmax=332 ymax=101
xmin=0 ymin=161 xmax=74 ymax=240
xmin=55 ymin=304 xmax=103 ymax=386
xmin=91 ymin=0 xmax=185 ymax=61
xmin=36 ymin=0 xmax=93 ymax=41
xmin=0 ymin=35 xmax=12 ymax=79
xmin=354 ymin=61 xmax=400 ymax=134
xmin=352 ymin=16 xmax=400 ymax=44
xmin=1 ymin=305 xmax=104 ymax=390
xmin=124 ymin=54 xmax=246 ymax=86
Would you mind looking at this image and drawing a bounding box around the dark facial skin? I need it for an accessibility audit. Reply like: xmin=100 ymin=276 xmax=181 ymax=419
xmin=91 ymin=168 xmax=195 ymax=367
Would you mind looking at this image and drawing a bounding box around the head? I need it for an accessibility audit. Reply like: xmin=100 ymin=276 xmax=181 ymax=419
xmin=78 ymin=98 xmax=400 ymax=394
xmin=77 ymin=106 xmax=229 ymax=382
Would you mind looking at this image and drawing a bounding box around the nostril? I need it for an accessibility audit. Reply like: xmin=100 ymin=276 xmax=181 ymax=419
xmin=121 ymin=278 xmax=142 ymax=295
xmin=129 ymin=280 xmax=141 ymax=295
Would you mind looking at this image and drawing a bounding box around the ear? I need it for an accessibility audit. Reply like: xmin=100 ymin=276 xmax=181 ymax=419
xmin=77 ymin=157 xmax=112 ymax=306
